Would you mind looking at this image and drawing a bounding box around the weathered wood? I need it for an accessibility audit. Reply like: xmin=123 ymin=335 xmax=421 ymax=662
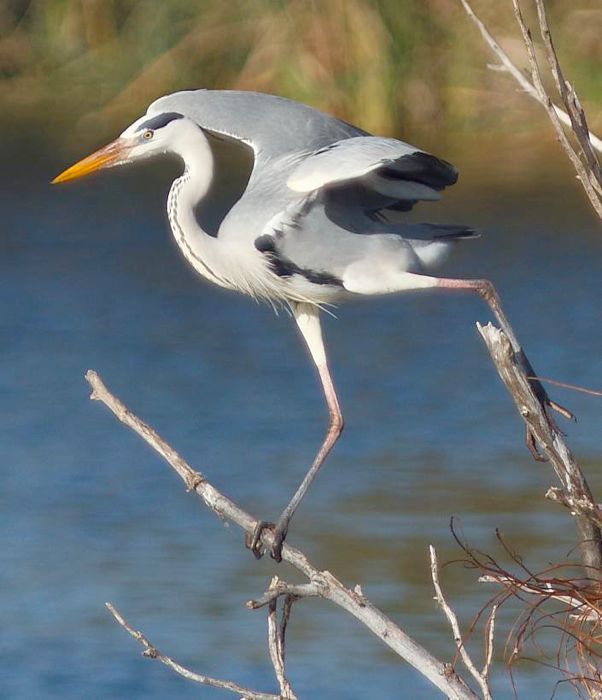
xmin=86 ymin=370 xmax=479 ymax=700
xmin=477 ymin=323 xmax=602 ymax=579
xmin=458 ymin=0 xmax=602 ymax=219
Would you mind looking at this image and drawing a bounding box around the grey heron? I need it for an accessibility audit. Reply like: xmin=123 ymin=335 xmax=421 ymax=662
xmin=53 ymin=89 xmax=561 ymax=561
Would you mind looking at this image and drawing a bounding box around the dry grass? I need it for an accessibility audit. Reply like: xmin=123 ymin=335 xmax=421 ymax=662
xmin=1 ymin=0 xmax=600 ymax=152
xmin=452 ymin=523 xmax=602 ymax=698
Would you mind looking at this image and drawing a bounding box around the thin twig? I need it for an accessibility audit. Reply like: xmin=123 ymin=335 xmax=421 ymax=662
xmin=430 ymin=546 xmax=493 ymax=700
xmin=266 ymin=577 xmax=296 ymax=700
xmin=534 ymin=0 xmax=602 ymax=191
xmin=527 ymin=375 xmax=602 ymax=398
xmin=458 ymin=0 xmax=602 ymax=219
xmin=279 ymin=595 xmax=295 ymax=660
xmin=86 ymin=370 xmax=478 ymax=700
xmin=478 ymin=575 xmax=602 ymax=623
xmin=247 ymin=581 xmax=322 ymax=610
xmin=458 ymin=0 xmax=602 ymax=152
xmin=479 ymin=575 xmax=583 ymax=608
xmin=105 ymin=602 xmax=279 ymax=700
xmin=482 ymin=603 xmax=498 ymax=682
xmin=510 ymin=0 xmax=602 ymax=220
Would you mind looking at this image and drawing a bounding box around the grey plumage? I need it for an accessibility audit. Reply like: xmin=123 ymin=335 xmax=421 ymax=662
xmin=53 ymin=88 xmax=480 ymax=560
xmin=147 ymin=89 xmax=473 ymax=303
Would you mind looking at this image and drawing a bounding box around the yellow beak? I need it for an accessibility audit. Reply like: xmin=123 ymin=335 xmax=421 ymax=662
xmin=52 ymin=138 xmax=131 ymax=184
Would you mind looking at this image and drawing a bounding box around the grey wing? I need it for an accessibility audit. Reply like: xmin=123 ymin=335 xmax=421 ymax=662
xmin=286 ymin=136 xmax=458 ymax=213
xmin=253 ymin=136 xmax=470 ymax=296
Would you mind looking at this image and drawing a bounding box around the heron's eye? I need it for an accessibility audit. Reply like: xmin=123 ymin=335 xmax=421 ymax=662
xmin=142 ymin=129 xmax=154 ymax=140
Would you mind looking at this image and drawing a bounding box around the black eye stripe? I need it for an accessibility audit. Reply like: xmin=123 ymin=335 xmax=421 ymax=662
xmin=135 ymin=112 xmax=184 ymax=132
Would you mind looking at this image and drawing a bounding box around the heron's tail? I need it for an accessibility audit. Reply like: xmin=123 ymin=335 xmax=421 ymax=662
xmin=409 ymin=225 xmax=480 ymax=269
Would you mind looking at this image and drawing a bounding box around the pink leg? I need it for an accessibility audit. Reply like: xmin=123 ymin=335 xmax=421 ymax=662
xmin=248 ymin=303 xmax=343 ymax=561
xmin=435 ymin=276 xmax=573 ymax=430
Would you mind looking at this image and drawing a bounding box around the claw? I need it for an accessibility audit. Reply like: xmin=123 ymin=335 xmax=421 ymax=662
xmin=270 ymin=522 xmax=288 ymax=563
xmin=526 ymin=426 xmax=548 ymax=462
xmin=245 ymin=520 xmax=288 ymax=562
xmin=246 ymin=520 xmax=274 ymax=559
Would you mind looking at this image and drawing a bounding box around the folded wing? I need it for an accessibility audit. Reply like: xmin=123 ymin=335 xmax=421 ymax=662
xmin=287 ymin=136 xmax=458 ymax=213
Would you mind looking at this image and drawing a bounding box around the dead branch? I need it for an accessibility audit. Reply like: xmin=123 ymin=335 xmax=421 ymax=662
xmin=266 ymin=577 xmax=297 ymax=700
xmin=453 ymin=531 xmax=602 ymax=693
xmin=430 ymin=546 xmax=494 ymax=700
xmin=478 ymin=575 xmax=597 ymax=615
xmin=546 ymin=488 xmax=602 ymax=531
xmin=527 ymin=376 xmax=602 ymax=398
xmin=105 ymin=602 xmax=280 ymax=700
xmin=483 ymin=603 xmax=498 ymax=681
xmin=459 ymin=0 xmax=602 ymax=221
xmin=86 ymin=370 xmax=479 ymax=700
xmin=477 ymin=323 xmax=602 ymax=579
xmin=247 ymin=581 xmax=322 ymax=610
xmin=510 ymin=0 xmax=602 ymax=220
xmin=533 ymin=0 xmax=602 ymax=194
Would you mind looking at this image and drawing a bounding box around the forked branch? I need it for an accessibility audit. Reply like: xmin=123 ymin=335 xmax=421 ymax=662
xmin=430 ymin=546 xmax=495 ymax=700
xmin=266 ymin=577 xmax=297 ymax=700
xmin=477 ymin=323 xmax=602 ymax=578
xmin=459 ymin=0 xmax=602 ymax=220
xmin=86 ymin=370 xmax=478 ymax=700
xmin=105 ymin=602 xmax=280 ymax=700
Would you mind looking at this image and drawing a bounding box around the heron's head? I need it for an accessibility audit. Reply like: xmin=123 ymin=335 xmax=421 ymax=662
xmin=52 ymin=111 xmax=200 ymax=184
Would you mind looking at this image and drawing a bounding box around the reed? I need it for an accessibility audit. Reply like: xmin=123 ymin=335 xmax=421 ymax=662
xmin=0 ymin=0 xmax=600 ymax=153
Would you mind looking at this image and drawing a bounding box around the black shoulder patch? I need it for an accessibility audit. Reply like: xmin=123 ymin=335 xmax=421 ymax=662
xmin=136 ymin=112 xmax=184 ymax=132
xmin=254 ymin=235 xmax=277 ymax=253
xmin=254 ymin=236 xmax=343 ymax=287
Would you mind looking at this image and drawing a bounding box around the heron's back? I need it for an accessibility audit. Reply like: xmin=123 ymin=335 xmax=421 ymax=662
xmin=149 ymin=90 xmax=367 ymax=158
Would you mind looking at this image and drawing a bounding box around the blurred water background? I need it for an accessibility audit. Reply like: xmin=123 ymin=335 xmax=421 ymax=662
xmin=2 ymin=1 xmax=602 ymax=698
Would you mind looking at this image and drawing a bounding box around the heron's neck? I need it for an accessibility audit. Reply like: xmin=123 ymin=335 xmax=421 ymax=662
xmin=167 ymin=136 xmax=230 ymax=289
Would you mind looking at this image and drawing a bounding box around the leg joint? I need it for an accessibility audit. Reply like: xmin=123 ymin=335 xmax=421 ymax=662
xmin=476 ymin=279 xmax=495 ymax=301
xmin=330 ymin=412 xmax=344 ymax=436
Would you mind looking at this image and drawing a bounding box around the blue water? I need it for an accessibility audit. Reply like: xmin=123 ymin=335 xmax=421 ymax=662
xmin=2 ymin=154 xmax=602 ymax=698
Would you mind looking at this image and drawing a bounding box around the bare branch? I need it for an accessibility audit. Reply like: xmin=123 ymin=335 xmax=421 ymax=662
xmin=458 ymin=0 xmax=602 ymax=153
xmin=279 ymin=596 xmax=295 ymax=662
xmin=105 ymin=602 xmax=280 ymax=700
xmin=546 ymin=487 xmax=602 ymax=530
xmin=534 ymin=0 xmax=602 ymax=189
xmin=478 ymin=574 xmax=602 ymax=624
xmin=526 ymin=375 xmax=602 ymax=398
xmin=482 ymin=603 xmax=498 ymax=682
xmin=510 ymin=0 xmax=602 ymax=220
xmin=430 ymin=546 xmax=493 ymax=700
xmin=266 ymin=577 xmax=297 ymax=700
xmin=247 ymin=581 xmax=322 ymax=610
xmin=479 ymin=574 xmax=583 ymax=607
xmin=458 ymin=0 xmax=602 ymax=219
xmin=476 ymin=324 xmax=602 ymax=578
xmin=86 ymin=370 xmax=478 ymax=700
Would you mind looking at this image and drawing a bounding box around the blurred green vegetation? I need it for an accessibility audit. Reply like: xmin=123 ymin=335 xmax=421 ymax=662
xmin=0 ymin=0 xmax=600 ymax=156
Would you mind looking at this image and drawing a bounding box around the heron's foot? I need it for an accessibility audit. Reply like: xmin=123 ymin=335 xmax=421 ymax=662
xmin=269 ymin=520 xmax=289 ymax=563
xmin=245 ymin=520 xmax=275 ymax=560
xmin=526 ymin=426 xmax=547 ymax=462
xmin=244 ymin=519 xmax=289 ymax=562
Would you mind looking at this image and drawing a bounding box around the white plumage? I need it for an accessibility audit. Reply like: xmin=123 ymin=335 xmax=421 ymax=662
xmin=53 ymin=89 xmax=485 ymax=560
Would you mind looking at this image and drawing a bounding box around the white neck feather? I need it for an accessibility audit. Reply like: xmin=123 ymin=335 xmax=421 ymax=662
xmin=165 ymin=124 xmax=285 ymax=302
xmin=166 ymin=128 xmax=233 ymax=289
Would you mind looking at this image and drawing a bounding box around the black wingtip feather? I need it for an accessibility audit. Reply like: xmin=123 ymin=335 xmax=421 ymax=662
xmin=383 ymin=152 xmax=458 ymax=190
xmin=432 ymin=226 xmax=481 ymax=240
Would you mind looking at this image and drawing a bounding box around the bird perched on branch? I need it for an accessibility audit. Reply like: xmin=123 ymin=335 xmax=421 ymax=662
xmin=53 ymin=89 xmax=559 ymax=561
